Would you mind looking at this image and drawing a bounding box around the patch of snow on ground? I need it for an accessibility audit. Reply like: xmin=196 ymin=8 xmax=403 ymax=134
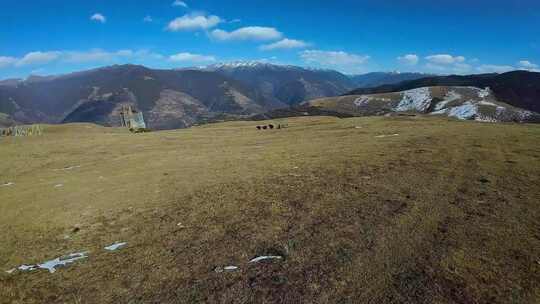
xmin=5 ymin=268 xmax=16 ymax=274
xmin=435 ymin=90 xmax=461 ymax=111
xmin=18 ymin=252 xmax=88 ymax=274
xmin=447 ymin=102 xmax=478 ymax=120
xmin=104 ymin=242 xmax=127 ymax=251
xmin=477 ymin=87 xmax=491 ymax=99
xmin=375 ymin=134 xmax=399 ymax=138
xmin=249 ymin=256 xmax=283 ymax=263
xmin=1 ymin=182 xmax=14 ymax=187
xmin=354 ymin=96 xmax=370 ymax=107
xmin=517 ymin=110 xmax=533 ymax=120
xmin=395 ymin=87 xmax=432 ymax=112
xmin=479 ymin=100 xmax=498 ymax=107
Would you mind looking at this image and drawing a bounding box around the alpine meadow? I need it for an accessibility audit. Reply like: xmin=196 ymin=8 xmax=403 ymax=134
xmin=1 ymin=1 xmax=540 ymax=303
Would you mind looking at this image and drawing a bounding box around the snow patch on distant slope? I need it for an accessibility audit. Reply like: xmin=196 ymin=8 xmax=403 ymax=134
xmin=477 ymin=87 xmax=491 ymax=99
xmin=395 ymin=87 xmax=432 ymax=112
xmin=354 ymin=96 xmax=371 ymax=106
xmin=435 ymin=90 xmax=461 ymax=111
xmin=447 ymin=102 xmax=478 ymax=120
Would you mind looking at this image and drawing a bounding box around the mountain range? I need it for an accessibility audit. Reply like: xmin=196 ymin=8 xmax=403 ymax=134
xmin=0 ymin=63 xmax=538 ymax=129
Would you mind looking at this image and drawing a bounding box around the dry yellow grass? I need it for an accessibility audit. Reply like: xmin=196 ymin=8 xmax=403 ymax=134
xmin=1 ymin=116 xmax=539 ymax=303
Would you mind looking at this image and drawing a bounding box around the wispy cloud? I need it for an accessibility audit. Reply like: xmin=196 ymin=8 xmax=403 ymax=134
xmin=16 ymin=51 xmax=61 ymax=66
xmin=172 ymin=0 xmax=188 ymax=8
xmin=143 ymin=16 xmax=153 ymax=23
xmin=397 ymin=54 xmax=419 ymax=65
xmin=518 ymin=60 xmax=538 ymax=70
xmin=1 ymin=49 xmax=165 ymax=69
xmin=299 ymin=50 xmax=369 ymax=73
xmin=260 ymin=39 xmax=309 ymax=51
xmin=167 ymin=14 xmax=222 ymax=31
xmin=90 ymin=13 xmax=106 ymax=23
xmin=0 ymin=56 xmax=17 ymax=68
xmin=169 ymin=52 xmax=216 ymax=63
xmin=423 ymin=54 xmax=472 ymax=74
xmin=211 ymin=26 xmax=282 ymax=41
xmin=425 ymin=54 xmax=465 ymax=65
xmin=476 ymin=64 xmax=516 ymax=73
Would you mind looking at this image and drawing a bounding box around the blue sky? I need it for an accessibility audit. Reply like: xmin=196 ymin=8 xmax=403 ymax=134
xmin=1 ymin=0 xmax=539 ymax=79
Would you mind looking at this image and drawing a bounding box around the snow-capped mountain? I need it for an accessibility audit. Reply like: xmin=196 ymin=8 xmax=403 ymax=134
xmin=194 ymin=61 xmax=356 ymax=107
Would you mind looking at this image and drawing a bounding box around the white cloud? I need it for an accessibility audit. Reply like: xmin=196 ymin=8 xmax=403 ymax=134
xmin=143 ymin=16 xmax=153 ymax=23
xmin=211 ymin=26 xmax=282 ymax=41
xmin=167 ymin=14 xmax=221 ymax=31
xmin=300 ymin=50 xmax=369 ymax=65
xmin=518 ymin=60 xmax=538 ymax=69
xmin=16 ymin=51 xmax=61 ymax=66
xmin=476 ymin=64 xmax=516 ymax=73
xmin=172 ymin=0 xmax=188 ymax=7
xmin=397 ymin=54 xmax=419 ymax=65
xmin=425 ymin=54 xmax=465 ymax=65
xmin=90 ymin=13 xmax=106 ymax=23
xmin=0 ymin=56 xmax=17 ymax=68
xmin=424 ymin=62 xmax=472 ymax=74
xmin=260 ymin=39 xmax=309 ymax=51
xmin=63 ymin=49 xmax=137 ymax=63
xmin=3 ymin=49 xmax=165 ymax=69
xmin=299 ymin=50 xmax=369 ymax=73
xmin=169 ymin=52 xmax=216 ymax=63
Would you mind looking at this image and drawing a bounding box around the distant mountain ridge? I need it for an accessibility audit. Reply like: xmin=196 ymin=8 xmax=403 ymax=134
xmin=346 ymin=71 xmax=540 ymax=113
xmin=349 ymin=72 xmax=434 ymax=88
xmin=2 ymin=63 xmax=405 ymax=129
xmin=1 ymin=64 xmax=538 ymax=129
xmin=0 ymin=64 xmax=266 ymax=130
xmin=197 ymin=61 xmax=356 ymax=106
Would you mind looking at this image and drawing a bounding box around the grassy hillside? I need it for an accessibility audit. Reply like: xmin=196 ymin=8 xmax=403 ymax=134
xmin=1 ymin=117 xmax=539 ymax=303
xmin=0 ymin=112 xmax=15 ymax=127
xmin=307 ymin=86 xmax=540 ymax=123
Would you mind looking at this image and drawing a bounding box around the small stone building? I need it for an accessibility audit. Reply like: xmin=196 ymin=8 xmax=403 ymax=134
xmin=120 ymin=105 xmax=146 ymax=129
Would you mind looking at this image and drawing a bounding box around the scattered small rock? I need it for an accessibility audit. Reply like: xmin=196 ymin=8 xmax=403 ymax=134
xmin=214 ymin=266 xmax=240 ymax=273
xmin=478 ymin=177 xmax=490 ymax=184
xmin=55 ymin=165 xmax=81 ymax=171
xmin=54 ymin=184 xmax=64 ymax=188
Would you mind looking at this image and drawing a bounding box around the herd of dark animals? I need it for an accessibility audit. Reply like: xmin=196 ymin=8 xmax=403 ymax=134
xmin=256 ymin=123 xmax=287 ymax=130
